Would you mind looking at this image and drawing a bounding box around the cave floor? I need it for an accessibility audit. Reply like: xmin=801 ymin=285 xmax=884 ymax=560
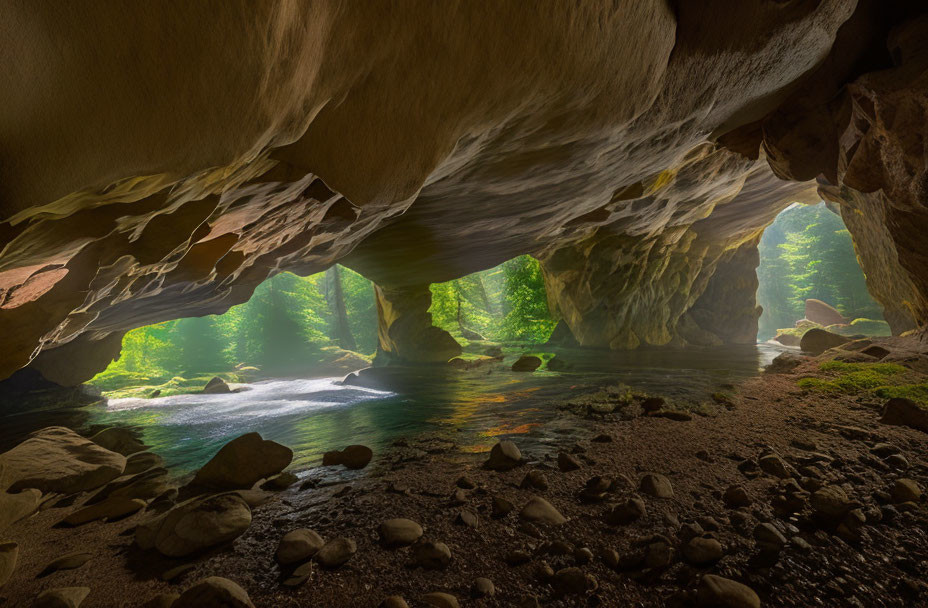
xmin=2 ymin=355 xmax=928 ymax=607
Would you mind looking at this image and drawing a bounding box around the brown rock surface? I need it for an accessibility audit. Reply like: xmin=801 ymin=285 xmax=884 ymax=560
xmin=804 ymin=299 xmax=846 ymax=326
xmin=192 ymin=433 xmax=293 ymax=490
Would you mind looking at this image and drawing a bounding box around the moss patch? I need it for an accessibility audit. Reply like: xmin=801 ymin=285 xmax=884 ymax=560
xmin=797 ymin=360 xmax=928 ymax=405
xmin=88 ymin=371 xmax=242 ymax=399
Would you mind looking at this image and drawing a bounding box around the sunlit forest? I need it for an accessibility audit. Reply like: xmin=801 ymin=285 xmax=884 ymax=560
xmin=756 ymin=203 xmax=884 ymax=340
xmin=91 ymin=256 xmax=558 ymax=393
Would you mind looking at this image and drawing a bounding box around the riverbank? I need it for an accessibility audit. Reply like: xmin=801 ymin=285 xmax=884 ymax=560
xmin=1 ymin=339 xmax=927 ymax=607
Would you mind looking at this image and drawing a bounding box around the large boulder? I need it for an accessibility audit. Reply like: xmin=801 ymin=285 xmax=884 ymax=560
xmin=880 ymin=398 xmax=928 ymax=433
xmin=804 ymin=299 xmax=845 ymax=326
xmin=0 ymin=427 xmax=125 ymax=494
xmin=136 ymin=493 xmax=252 ymax=557
xmin=174 ymin=577 xmax=255 ymax=608
xmin=799 ymin=328 xmax=851 ymax=355
xmin=89 ymin=427 xmax=148 ymax=456
xmin=192 ymin=433 xmax=292 ymax=490
xmin=202 ymin=376 xmax=232 ymax=394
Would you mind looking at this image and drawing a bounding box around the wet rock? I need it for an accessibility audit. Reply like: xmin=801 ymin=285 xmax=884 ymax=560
xmin=754 ymin=523 xmax=787 ymax=551
xmin=34 ymin=587 xmax=91 ymax=608
xmin=262 ymin=471 xmax=298 ymax=490
xmin=697 ymin=575 xmax=760 ymax=608
xmin=192 ymin=433 xmax=292 ymax=489
xmin=604 ymin=496 xmax=646 ymax=525
xmin=174 ymin=577 xmax=254 ymax=608
xmin=0 ymin=427 xmax=126 ymax=494
xmin=881 ymin=398 xmax=928 ymax=433
xmin=315 ymin=537 xmax=356 ymax=568
xmin=553 ymin=567 xmax=595 ymax=595
xmin=380 ymin=518 xmax=423 ymax=547
xmin=322 ymin=444 xmax=373 ymax=470
xmin=136 ymin=493 xmax=252 ymax=557
xmin=723 ymin=485 xmax=751 ymax=508
xmin=890 ymin=479 xmax=922 ymax=504
xmin=472 ymin=577 xmax=495 ymax=598
xmin=511 ymin=355 xmax=542 ymax=372
xmin=639 ymin=473 xmax=673 ymax=498
xmin=61 ymin=496 xmax=146 ymax=526
xmin=38 ymin=552 xmax=92 ymax=577
xmin=89 ymin=427 xmax=148 ymax=456
xmin=557 ymin=452 xmax=581 ymax=472
xmin=485 ymin=441 xmax=522 ymax=471
xmin=0 ymin=488 xmax=41 ymax=533
xmin=520 ymin=470 xmax=548 ymax=491
xmin=491 ymin=495 xmax=515 ymax=518
xmin=800 ymin=328 xmax=850 ymax=355
xmin=0 ymin=541 xmax=17 ymax=588
xmin=124 ymin=452 xmax=164 ymax=476
xmin=421 ymin=592 xmax=459 ymax=608
xmin=758 ymin=453 xmax=792 ymax=478
xmin=519 ymin=496 xmax=567 ymax=525
xmin=412 ymin=540 xmax=452 ymax=569
xmin=276 ymin=529 xmax=324 ymax=564
xmin=202 ymin=376 xmax=231 ymax=394
xmin=380 ymin=597 xmax=409 ymax=608
xmin=683 ymin=537 xmax=723 ymax=565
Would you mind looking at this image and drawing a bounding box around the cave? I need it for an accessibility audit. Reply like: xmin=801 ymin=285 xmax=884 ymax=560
xmin=2 ymin=2 xmax=928 ymax=607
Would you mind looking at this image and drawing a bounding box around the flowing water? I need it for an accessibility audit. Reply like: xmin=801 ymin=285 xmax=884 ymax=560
xmin=64 ymin=343 xmax=786 ymax=478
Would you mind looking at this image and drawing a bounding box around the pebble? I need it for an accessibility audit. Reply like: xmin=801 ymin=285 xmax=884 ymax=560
xmin=456 ymin=510 xmax=478 ymax=528
xmin=174 ymin=577 xmax=255 ymax=608
xmin=520 ymin=470 xmax=548 ymax=490
xmin=723 ymin=485 xmax=751 ymax=508
xmin=557 ymin=452 xmax=581 ymax=472
xmin=491 ymin=495 xmax=515 ymax=518
xmin=421 ymin=592 xmax=459 ymax=608
xmin=639 ymin=473 xmax=673 ymax=498
xmin=485 ymin=441 xmax=522 ymax=471
xmin=890 ymin=479 xmax=922 ymax=504
xmin=380 ymin=518 xmax=423 ymax=547
xmin=604 ymin=496 xmax=646 ymax=525
xmin=519 ymin=496 xmax=567 ymax=525
xmin=379 ymin=596 xmax=409 ymax=608
xmin=412 ymin=540 xmax=452 ymax=569
xmin=314 ymin=537 xmax=356 ymax=568
xmin=697 ymin=575 xmax=760 ymax=608
xmin=683 ymin=537 xmax=723 ymax=565
xmin=472 ymin=577 xmax=495 ymax=598
xmin=754 ymin=523 xmax=787 ymax=551
xmin=277 ymin=529 xmax=325 ymax=564
xmin=455 ymin=475 xmax=476 ymax=489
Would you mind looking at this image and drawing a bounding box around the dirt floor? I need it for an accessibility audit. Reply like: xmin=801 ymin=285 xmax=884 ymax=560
xmin=2 ymin=348 xmax=928 ymax=608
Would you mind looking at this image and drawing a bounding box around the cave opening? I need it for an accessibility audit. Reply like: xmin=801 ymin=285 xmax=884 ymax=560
xmin=755 ymin=201 xmax=889 ymax=345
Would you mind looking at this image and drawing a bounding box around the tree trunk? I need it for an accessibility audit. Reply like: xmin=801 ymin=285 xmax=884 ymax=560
xmin=326 ymin=265 xmax=357 ymax=351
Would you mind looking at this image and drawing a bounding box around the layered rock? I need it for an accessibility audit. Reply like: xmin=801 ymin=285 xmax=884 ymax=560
xmin=2 ymin=1 xmax=926 ymax=383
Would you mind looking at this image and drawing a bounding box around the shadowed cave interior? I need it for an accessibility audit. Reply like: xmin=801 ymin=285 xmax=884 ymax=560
xmin=2 ymin=2 xmax=928 ymax=608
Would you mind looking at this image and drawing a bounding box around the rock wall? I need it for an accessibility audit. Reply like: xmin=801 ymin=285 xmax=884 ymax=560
xmin=374 ymin=285 xmax=461 ymax=364
xmin=1 ymin=1 xmax=926 ymax=383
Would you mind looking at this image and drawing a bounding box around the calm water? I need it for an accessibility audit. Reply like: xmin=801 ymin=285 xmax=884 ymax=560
xmin=71 ymin=343 xmax=784 ymax=477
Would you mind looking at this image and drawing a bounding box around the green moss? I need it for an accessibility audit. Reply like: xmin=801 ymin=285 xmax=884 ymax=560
xmin=797 ymin=360 xmax=928 ymax=405
xmin=89 ymin=372 xmax=241 ymax=399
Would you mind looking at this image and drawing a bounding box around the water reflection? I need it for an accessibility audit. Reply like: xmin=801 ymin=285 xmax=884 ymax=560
xmin=77 ymin=343 xmax=784 ymax=477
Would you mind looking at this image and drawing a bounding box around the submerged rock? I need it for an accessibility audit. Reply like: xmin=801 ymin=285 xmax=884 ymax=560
xmin=136 ymin=493 xmax=252 ymax=557
xmin=0 ymin=427 xmax=125 ymax=494
xmin=192 ymin=432 xmax=293 ymax=489
xmin=174 ymin=577 xmax=255 ymax=608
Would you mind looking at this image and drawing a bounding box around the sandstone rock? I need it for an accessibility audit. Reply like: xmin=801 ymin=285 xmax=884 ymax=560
xmin=511 ymin=356 xmax=542 ymax=372
xmin=697 ymin=575 xmax=760 ymax=608
xmin=754 ymin=522 xmax=787 ymax=551
xmin=89 ymin=427 xmax=148 ymax=456
xmin=880 ymin=398 xmax=928 ymax=433
xmin=799 ymin=328 xmax=850 ymax=355
xmin=174 ymin=577 xmax=254 ymax=608
xmin=485 ymin=441 xmax=522 ymax=471
xmin=136 ymin=493 xmax=252 ymax=557
xmin=61 ymin=496 xmax=145 ymax=526
xmin=604 ymin=496 xmax=646 ymax=525
xmin=380 ymin=518 xmax=423 ymax=547
xmin=0 ymin=488 xmax=41 ymax=532
xmin=0 ymin=541 xmax=17 ymax=588
xmin=472 ymin=577 xmax=495 ymax=598
xmin=202 ymin=376 xmax=231 ymax=394
xmin=811 ymin=485 xmax=853 ymax=520
xmin=639 ymin=473 xmax=673 ymax=498
xmin=805 ymin=299 xmax=845 ymax=326
xmin=758 ymin=454 xmax=792 ymax=479
xmin=322 ymin=444 xmax=373 ymax=470
xmin=421 ymin=593 xmax=459 ymax=608
xmin=519 ymin=496 xmax=566 ymax=525
xmin=315 ymin=537 xmax=356 ymax=568
xmin=890 ymin=478 xmax=922 ymax=504
xmin=276 ymin=529 xmax=324 ymax=565
xmin=683 ymin=537 xmax=723 ymax=565
xmin=38 ymin=552 xmax=92 ymax=577
xmin=557 ymin=452 xmax=581 ymax=472
xmin=33 ymin=587 xmax=91 ymax=608
xmin=124 ymin=452 xmax=164 ymax=476
xmin=192 ymin=433 xmax=292 ymax=489
xmin=262 ymin=471 xmax=298 ymax=490
xmin=0 ymin=427 xmax=125 ymax=494
xmin=412 ymin=540 xmax=451 ymax=570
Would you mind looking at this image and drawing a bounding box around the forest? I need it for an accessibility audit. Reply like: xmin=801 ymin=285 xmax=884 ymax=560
xmin=756 ymin=202 xmax=885 ymax=340
xmin=91 ymin=256 xmax=557 ymax=393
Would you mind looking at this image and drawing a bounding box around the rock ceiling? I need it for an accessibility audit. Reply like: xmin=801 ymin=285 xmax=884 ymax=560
xmin=0 ymin=1 xmax=926 ymax=383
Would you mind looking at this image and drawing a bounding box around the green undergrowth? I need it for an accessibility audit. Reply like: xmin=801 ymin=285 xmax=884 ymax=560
xmin=797 ymin=360 xmax=928 ymax=405
xmin=89 ymin=370 xmax=243 ymax=399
